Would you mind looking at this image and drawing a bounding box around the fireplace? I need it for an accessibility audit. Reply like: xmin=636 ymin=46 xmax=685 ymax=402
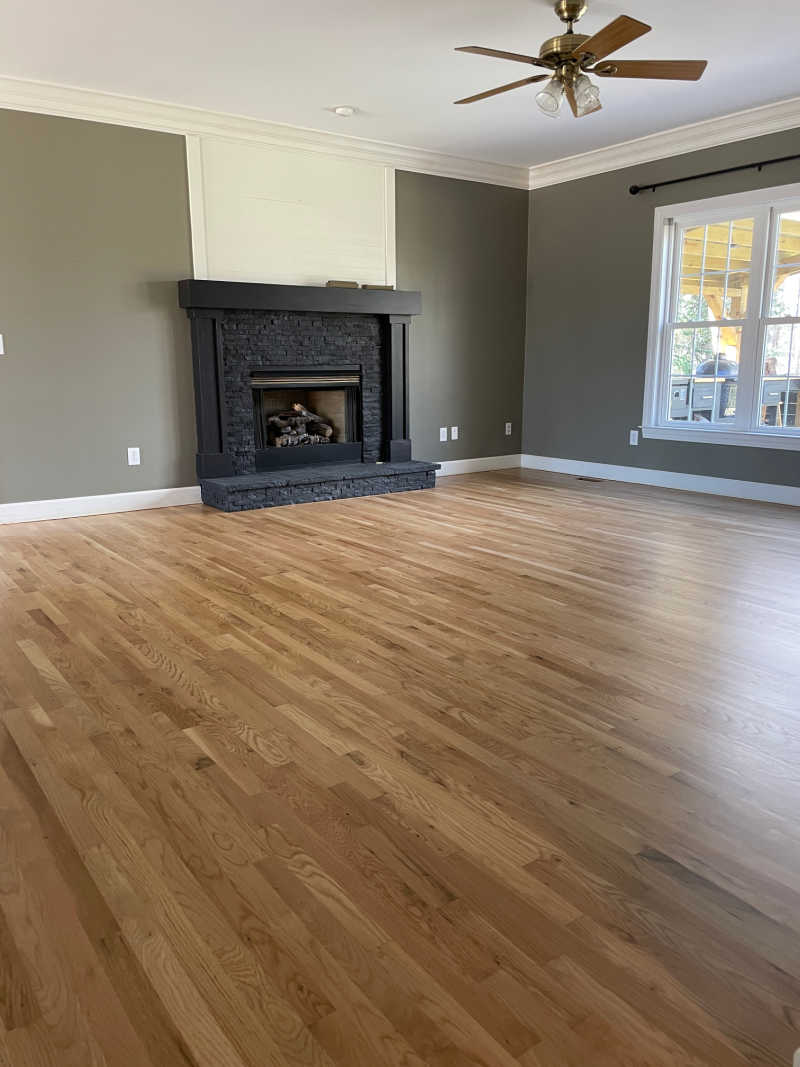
xmin=178 ymin=280 xmax=438 ymax=511
xmin=252 ymin=368 xmax=362 ymax=469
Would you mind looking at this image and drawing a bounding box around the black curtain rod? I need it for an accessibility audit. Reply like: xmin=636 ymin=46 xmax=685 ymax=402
xmin=629 ymin=152 xmax=800 ymax=196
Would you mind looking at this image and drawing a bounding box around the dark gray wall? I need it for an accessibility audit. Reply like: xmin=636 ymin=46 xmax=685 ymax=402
xmin=0 ymin=110 xmax=195 ymax=504
xmin=523 ymin=127 xmax=800 ymax=487
xmin=396 ymin=171 xmax=528 ymax=462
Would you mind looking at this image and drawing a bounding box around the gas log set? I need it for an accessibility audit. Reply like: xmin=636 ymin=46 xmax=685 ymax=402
xmin=267 ymin=403 xmax=334 ymax=448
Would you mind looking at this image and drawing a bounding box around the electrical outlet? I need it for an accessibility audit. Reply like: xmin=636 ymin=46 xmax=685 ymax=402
xmin=505 ymin=422 xmax=512 ymax=436
xmin=127 ymin=446 xmax=141 ymax=466
xmin=439 ymin=426 xmax=448 ymax=443
xmin=451 ymin=426 xmax=459 ymax=441
xmin=629 ymin=429 xmax=639 ymax=446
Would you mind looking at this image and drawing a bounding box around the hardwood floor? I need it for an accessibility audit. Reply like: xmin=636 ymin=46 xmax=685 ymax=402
xmin=0 ymin=469 xmax=799 ymax=1066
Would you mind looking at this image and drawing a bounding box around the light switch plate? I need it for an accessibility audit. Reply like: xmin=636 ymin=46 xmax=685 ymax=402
xmin=629 ymin=429 xmax=639 ymax=446
xmin=451 ymin=426 xmax=459 ymax=441
xmin=505 ymin=422 xmax=512 ymax=436
xmin=439 ymin=426 xmax=448 ymax=442
xmin=0 ymin=334 xmax=5 ymax=356
xmin=127 ymin=447 xmax=141 ymax=466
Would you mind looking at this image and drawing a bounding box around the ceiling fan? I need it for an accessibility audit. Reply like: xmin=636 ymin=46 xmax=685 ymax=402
xmin=454 ymin=1 xmax=708 ymax=118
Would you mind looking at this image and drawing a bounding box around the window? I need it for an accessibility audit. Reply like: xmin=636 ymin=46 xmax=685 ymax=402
xmin=643 ymin=184 xmax=800 ymax=450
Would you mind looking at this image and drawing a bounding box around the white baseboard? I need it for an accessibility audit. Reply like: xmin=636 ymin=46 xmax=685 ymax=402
xmin=521 ymin=455 xmax=800 ymax=507
xmin=4 ymin=457 xmax=796 ymax=524
xmin=0 ymin=485 xmax=202 ymax=525
xmin=436 ymin=454 xmax=522 ymax=477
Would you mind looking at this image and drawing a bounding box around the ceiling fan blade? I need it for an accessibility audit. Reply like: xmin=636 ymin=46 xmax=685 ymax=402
xmin=455 ymin=46 xmax=550 ymax=68
xmin=565 ymin=84 xmax=602 ymax=118
xmin=570 ymin=15 xmax=651 ymax=61
xmin=454 ymin=75 xmax=549 ymax=105
xmin=564 ymin=83 xmax=579 ymax=118
xmin=592 ymin=59 xmax=708 ymax=80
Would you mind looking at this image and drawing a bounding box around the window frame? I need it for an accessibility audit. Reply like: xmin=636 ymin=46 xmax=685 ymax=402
xmin=642 ymin=182 xmax=800 ymax=451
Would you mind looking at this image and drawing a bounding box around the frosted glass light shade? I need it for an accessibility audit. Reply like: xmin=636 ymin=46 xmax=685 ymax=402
xmin=574 ymin=74 xmax=601 ymax=115
xmin=535 ymin=77 xmax=564 ymax=116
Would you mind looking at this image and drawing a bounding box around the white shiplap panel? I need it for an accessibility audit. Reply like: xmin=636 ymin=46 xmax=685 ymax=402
xmin=198 ymin=136 xmax=393 ymax=286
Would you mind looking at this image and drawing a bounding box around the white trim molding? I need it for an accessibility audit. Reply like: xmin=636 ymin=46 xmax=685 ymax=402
xmin=528 ymin=94 xmax=800 ymax=189
xmin=642 ymin=425 xmax=800 ymax=451
xmin=3 ymin=462 xmax=797 ymax=522
xmin=185 ymin=135 xmax=209 ymax=279
xmin=521 ymin=455 xmax=800 ymax=507
xmin=642 ymin=181 xmax=800 ymax=452
xmin=0 ymin=75 xmax=530 ymax=190
xmin=2 ymin=74 xmax=799 ymax=194
xmin=0 ymin=486 xmax=202 ymax=525
xmin=436 ymin=454 xmax=523 ymax=477
xmin=2 ymin=75 xmax=800 ymax=194
xmin=384 ymin=167 xmax=398 ymax=289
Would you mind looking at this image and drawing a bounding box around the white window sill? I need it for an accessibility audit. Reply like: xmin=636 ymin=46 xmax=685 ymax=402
xmin=642 ymin=425 xmax=800 ymax=451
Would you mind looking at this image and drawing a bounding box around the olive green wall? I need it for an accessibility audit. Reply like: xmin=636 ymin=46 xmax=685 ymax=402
xmin=396 ymin=171 xmax=528 ymax=462
xmin=0 ymin=109 xmax=195 ymax=505
xmin=6 ymin=109 xmax=798 ymax=504
xmin=523 ymin=127 xmax=800 ymax=487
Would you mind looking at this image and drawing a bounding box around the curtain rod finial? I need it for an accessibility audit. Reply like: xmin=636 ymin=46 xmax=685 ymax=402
xmin=629 ymin=185 xmax=641 ymax=195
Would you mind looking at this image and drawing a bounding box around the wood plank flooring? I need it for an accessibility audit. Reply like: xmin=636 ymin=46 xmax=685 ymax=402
xmin=0 ymin=469 xmax=799 ymax=1066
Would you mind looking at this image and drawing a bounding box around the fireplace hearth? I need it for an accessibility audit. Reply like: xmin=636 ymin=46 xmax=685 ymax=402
xmin=178 ymin=280 xmax=438 ymax=511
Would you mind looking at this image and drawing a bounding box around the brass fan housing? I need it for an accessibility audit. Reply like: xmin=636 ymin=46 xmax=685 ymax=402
xmin=538 ymin=33 xmax=589 ymax=64
xmin=554 ymin=0 xmax=587 ymax=23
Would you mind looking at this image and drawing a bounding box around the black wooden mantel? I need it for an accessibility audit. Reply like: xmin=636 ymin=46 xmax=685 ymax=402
xmin=178 ymin=280 xmax=422 ymax=480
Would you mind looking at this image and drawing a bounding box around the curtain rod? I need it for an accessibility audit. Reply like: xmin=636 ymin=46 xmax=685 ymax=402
xmin=629 ymin=152 xmax=800 ymax=196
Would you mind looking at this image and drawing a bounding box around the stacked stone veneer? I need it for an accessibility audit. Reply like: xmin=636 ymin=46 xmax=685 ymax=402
xmin=200 ymin=462 xmax=438 ymax=512
xmin=220 ymin=309 xmax=384 ymax=474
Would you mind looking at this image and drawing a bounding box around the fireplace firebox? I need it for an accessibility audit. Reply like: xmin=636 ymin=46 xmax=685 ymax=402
xmin=252 ymin=368 xmax=362 ymax=469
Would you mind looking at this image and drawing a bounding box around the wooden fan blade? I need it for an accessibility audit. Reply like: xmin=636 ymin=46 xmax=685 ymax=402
xmin=455 ymin=46 xmax=549 ymax=68
xmin=592 ymin=59 xmax=708 ymax=80
xmin=564 ymin=83 xmax=579 ymax=117
xmin=454 ymin=75 xmax=548 ymax=105
xmin=570 ymin=15 xmax=651 ymax=61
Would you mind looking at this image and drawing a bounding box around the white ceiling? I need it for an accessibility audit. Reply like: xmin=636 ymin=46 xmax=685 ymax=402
xmin=1 ymin=0 xmax=798 ymax=168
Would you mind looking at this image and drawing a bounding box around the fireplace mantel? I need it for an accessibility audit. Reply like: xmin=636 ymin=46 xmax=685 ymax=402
xmin=179 ymin=279 xmax=423 ymax=484
xmin=178 ymin=279 xmax=421 ymax=317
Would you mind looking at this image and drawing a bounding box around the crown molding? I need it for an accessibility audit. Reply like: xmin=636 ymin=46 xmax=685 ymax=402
xmin=528 ymin=94 xmax=800 ymax=189
xmin=0 ymin=74 xmax=530 ymax=190
xmin=4 ymin=74 xmax=798 ymax=196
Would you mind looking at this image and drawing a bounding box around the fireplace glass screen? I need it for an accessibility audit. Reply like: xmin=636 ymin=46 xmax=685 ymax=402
xmin=252 ymin=370 xmax=361 ymax=464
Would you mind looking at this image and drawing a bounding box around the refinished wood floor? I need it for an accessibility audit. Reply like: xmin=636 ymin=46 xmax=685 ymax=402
xmin=0 ymin=470 xmax=799 ymax=1067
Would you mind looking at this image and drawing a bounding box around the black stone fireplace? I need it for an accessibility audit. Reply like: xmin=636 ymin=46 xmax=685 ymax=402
xmin=178 ymin=280 xmax=438 ymax=511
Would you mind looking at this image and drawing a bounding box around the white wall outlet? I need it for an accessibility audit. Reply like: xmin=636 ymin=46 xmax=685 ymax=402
xmin=629 ymin=429 xmax=639 ymax=446
xmin=439 ymin=426 xmax=448 ymax=443
xmin=451 ymin=425 xmax=459 ymax=441
xmin=127 ymin=446 xmax=141 ymax=466
xmin=505 ymin=422 xmax=512 ymax=436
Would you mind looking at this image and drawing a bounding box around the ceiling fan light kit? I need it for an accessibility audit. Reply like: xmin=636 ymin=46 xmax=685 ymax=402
xmin=535 ymin=77 xmax=564 ymax=116
xmin=574 ymin=73 xmax=601 ymax=115
xmin=454 ymin=1 xmax=708 ymax=119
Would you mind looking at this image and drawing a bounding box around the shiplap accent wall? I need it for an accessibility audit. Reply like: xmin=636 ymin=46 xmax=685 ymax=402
xmin=187 ymin=134 xmax=396 ymax=287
